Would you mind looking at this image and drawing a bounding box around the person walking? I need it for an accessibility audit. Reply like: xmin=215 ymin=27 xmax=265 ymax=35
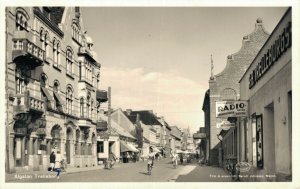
xmin=49 ymin=151 xmax=56 ymax=171
xmin=172 ymin=152 xmax=178 ymax=168
xmin=147 ymin=147 xmax=155 ymax=175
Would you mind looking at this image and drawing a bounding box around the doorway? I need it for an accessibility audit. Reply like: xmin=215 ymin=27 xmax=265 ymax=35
xmin=264 ymin=102 xmax=275 ymax=172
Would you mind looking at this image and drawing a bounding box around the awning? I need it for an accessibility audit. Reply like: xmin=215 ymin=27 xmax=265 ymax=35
xmin=41 ymin=87 xmax=53 ymax=101
xmin=120 ymin=141 xmax=136 ymax=152
xmin=53 ymin=92 xmax=64 ymax=105
xmin=127 ymin=143 xmax=139 ymax=152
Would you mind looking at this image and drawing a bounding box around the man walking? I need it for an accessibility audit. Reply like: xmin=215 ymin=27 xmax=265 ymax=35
xmin=50 ymin=151 xmax=56 ymax=171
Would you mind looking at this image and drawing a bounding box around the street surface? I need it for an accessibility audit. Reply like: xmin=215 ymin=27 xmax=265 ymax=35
xmin=7 ymin=158 xmax=231 ymax=182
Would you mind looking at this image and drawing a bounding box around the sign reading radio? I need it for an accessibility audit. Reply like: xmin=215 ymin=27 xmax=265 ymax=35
xmin=216 ymin=101 xmax=248 ymax=118
xmin=249 ymin=22 xmax=291 ymax=89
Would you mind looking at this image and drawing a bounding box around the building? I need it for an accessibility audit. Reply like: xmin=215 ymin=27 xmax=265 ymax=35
xmin=170 ymin=126 xmax=182 ymax=152
xmin=157 ymin=116 xmax=172 ymax=157
xmin=237 ymin=8 xmax=291 ymax=181
xmin=202 ymin=18 xmax=269 ymax=166
xmin=6 ymin=7 xmax=108 ymax=173
xmin=124 ymin=110 xmax=162 ymax=156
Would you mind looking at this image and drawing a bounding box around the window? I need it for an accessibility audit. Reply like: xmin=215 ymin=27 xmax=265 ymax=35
xmin=40 ymin=74 xmax=52 ymax=110
xmin=53 ymin=38 xmax=57 ymax=64
xmin=86 ymin=93 xmax=90 ymax=118
xmin=40 ymin=29 xmax=50 ymax=61
xmin=66 ymin=86 xmax=73 ymax=114
xmin=15 ymin=10 xmax=28 ymax=31
xmin=91 ymin=99 xmax=94 ymax=120
xmin=72 ymin=23 xmax=81 ymax=43
xmin=53 ymin=81 xmax=63 ymax=112
xmin=45 ymin=32 xmax=50 ymax=60
xmin=66 ymin=48 xmax=73 ymax=75
xmin=52 ymin=39 xmax=60 ymax=66
xmin=15 ymin=68 xmax=26 ymax=94
xmin=97 ymin=141 xmax=104 ymax=153
xmin=80 ymin=98 xmax=84 ymax=117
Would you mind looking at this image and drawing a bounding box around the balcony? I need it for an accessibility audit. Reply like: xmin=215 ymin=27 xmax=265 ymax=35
xmin=96 ymin=90 xmax=108 ymax=103
xmin=96 ymin=120 xmax=108 ymax=131
xmin=12 ymin=90 xmax=45 ymax=115
xmin=12 ymin=35 xmax=45 ymax=67
xmin=78 ymin=46 xmax=100 ymax=66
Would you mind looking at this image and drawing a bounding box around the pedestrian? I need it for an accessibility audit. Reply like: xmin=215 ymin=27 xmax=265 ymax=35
xmin=147 ymin=147 xmax=155 ymax=175
xmin=49 ymin=151 xmax=56 ymax=171
xmin=54 ymin=150 xmax=62 ymax=179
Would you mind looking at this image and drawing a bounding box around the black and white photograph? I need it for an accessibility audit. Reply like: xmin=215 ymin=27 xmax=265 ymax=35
xmin=1 ymin=1 xmax=299 ymax=189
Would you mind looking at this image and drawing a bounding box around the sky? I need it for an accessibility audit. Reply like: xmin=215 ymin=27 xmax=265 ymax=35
xmin=81 ymin=7 xmax=287 ymax=133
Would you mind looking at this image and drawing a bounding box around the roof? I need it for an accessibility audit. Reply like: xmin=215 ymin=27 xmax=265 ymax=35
xmin=98 ymin=114 xmax=136 ymax=140
xmin=124 ymin=110 xmax=163 ymax=126
xmin=239 ymin=7 xmax=291 ymax=83
xmin=50 ymin=7 xmax=65 ymax=25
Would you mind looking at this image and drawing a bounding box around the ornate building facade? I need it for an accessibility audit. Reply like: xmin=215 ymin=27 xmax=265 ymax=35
xmin=5 ymin=7 xmax=108 ymax=173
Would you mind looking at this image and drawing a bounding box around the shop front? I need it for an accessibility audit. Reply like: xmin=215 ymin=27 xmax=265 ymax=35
xmin=238 ymin=8 xmax=292 ymax=181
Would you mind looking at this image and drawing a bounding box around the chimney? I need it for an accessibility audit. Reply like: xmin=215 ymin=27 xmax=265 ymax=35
xmin=126 ymin=109 xmax=132 ymax=115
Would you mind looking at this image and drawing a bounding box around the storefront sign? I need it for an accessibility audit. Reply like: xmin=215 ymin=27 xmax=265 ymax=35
xmin=216 ymin=120 xmax=235 ymax=129
xmin=249 ymin=22 xmax=291 ymax=89
xmin=193 ymin=133 xmax=206 ymax=139
xmin=216 ymin=101 xmax=248 ymax=118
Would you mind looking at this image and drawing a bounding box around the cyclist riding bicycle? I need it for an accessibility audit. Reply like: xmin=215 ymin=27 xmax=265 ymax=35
xmin=147 ymin=147 xmax=155 ymax=175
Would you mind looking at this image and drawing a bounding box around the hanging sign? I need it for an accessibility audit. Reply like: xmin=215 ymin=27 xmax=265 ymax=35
xmin=216 ymin=101 xmax=248 ymax=118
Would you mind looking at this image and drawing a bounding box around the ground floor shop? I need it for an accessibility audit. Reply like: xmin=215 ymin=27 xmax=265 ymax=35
xmin=6 ymin=112 xmax=99 ymax=173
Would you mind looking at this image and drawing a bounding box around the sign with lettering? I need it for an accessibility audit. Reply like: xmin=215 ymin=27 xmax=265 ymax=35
xmin=216 ymin=101 xmax=248 ymax=118
xmin=193 ymin=133 xmax=206 ymax=139
xmin=249 ymin=22 xmax=291 ymax=89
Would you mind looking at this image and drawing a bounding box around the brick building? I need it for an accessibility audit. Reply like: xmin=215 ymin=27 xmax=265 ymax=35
xmin=202 ymin=19 xmax=269 ymax=166
xmin=5 ymin=7 xmax=108 ymax=173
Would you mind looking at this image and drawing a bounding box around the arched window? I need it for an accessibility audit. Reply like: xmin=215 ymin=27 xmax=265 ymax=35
xmin=15 ymin=65 xmax=30 ymax=94
xmin=86 ymin=93 xmax=90 ymax=118
xmin=57 ymin=42 xmax=61 ymax=65
xmin=66 ymin=48 xmax=73 ymax=75
xmin=40 ymin=73 xmax=52 ymax=110
xmin=72 ymin=22 xmax=81 ymax=43
xmin=53 ymin=80 xmax=63 ymax=112
xmin=53 ymin=38 xmax=57 ymax=64
xmin=66 ymin=86 xmax=73 ymax=114
xmin=15 ymin=9 xmax=29 ymax=31
xmin=44 ymin=31 xmax=49 ymax=59
xmin=80 ymin=97 xmax=84 ymax=118
xmin=91 ymin=99 xmax=94 ymax=120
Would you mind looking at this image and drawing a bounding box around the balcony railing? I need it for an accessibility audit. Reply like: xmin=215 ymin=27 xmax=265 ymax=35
xmin=12 ymin=90 xmax=45 ymax=114
xmin=96 ymin=90 xmax=108 ymax=103
xmin=12 ymin=37 xmax=45 ymax=67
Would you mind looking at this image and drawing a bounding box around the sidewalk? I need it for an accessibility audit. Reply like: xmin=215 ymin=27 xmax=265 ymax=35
xmin=6 ymin=164 xmax=105 ymax=182
xmin=176 ymin=165 xmax=232 ymax=182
